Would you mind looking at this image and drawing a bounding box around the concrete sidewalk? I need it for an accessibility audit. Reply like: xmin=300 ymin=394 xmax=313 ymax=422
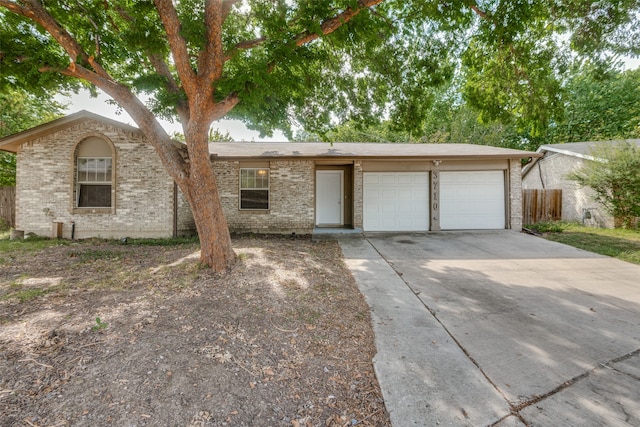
xmin=339 ymin=232 xmax=640 ymax=426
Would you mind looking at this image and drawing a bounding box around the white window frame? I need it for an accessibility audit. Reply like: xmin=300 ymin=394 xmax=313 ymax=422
xmin=239 ymin=168 xmax=270 ymax=210
xmin=76 ymin=157 xmax=113 ymax=208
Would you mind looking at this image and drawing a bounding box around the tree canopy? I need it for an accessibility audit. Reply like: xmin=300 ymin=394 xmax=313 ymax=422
xmin=310 ymin=62 xmax=640 ymax=152
xmin=2 ymin=1 xmax=639 ymax=139
xmin=548 ymin=65 xmax=640 ymax=143
xmin=2 ymin=1 xmax=640 ymax=269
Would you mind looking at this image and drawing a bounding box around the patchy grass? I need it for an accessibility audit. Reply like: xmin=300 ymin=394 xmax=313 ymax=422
xmin=1 ymin=287 xmax=47 ymax=303
xmin=0 ymin=235 xmax=389 ymax=427
xmin=532 ymin=222 xmax=640 ymax=265
xmin=0 ymin=233 xmax=70 ymax=259
xmin=67 ymin=248 xmax=125 ymax=262
xmin=524 ymin=221 xmax=572 ymax=233
xmin=125 ymin=236 xmax=199 ymax=246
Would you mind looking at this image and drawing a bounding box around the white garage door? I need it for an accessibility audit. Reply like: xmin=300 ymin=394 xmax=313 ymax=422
xmin=363 ymin=172 xmax=429 ymax=231
xmin=440 ymin=171 xmax=506 ymax=230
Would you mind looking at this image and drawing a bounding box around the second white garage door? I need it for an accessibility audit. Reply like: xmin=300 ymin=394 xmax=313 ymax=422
xmin=440 ymin=171 xmax=505 ymax=230
xmin=363 ymin=172 xmax=429 ymax=231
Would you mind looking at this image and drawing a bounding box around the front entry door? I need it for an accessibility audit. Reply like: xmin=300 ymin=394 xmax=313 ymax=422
xmin=316 ymin=170 xmax=344 ymax=226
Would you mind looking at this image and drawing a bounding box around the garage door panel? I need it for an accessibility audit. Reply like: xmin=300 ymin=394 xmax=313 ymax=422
xmin=381 ymin=189 xmax=397 ymax=198
xmin=363 ymin=172 xmax=429 ymax=232
xmin=441 ymin=171 xmax=505 ymax=230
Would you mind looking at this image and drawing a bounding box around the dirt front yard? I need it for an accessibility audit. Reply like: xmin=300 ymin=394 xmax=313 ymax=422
xmin=0 ymin=236 xmax=390 ymax=427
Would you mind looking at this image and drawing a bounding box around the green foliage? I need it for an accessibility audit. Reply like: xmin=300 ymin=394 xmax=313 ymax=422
xmin=2 ymin=1 xmax=638 ymax=139
xmin=172 ymin=129 xmax=234 ymax=142
xmin=569 ymin=142 xmax=640 ymax=228
xmin=0 ymin=87 xmax=65 ymax=185
xmin=208 ymin=128 xmax=235 ymax=142
xmin=0 ymin=153 xmax=15 ymax=186
xmin=524 ymin=221 xmax=572 ymax=233
xmin=319 ymin=60 xmax=640 ymax=153
xmin=0 ymin=88 xmax=65 ymax=137
xmin=92 ymin=317 xmax=108 ymax=331
xmin=549 ymin=65 xmax=640 ymax=143
xmin=125 ymin=236 xmax=199 ymax=246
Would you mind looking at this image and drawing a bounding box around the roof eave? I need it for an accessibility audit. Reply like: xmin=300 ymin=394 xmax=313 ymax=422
xmin=537 ymin=145 xmax=596 ymax=161
xmin=0 ymin=110 xmax=141 ymax=153
xmin=211 ymin=153 xmax=540 ymax=162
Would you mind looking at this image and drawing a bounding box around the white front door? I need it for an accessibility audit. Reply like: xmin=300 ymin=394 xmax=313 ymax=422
xmin=316 ymin=170 xmax=344 ymax=226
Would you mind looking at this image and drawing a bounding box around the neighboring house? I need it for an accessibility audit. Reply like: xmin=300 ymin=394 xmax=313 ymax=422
xmin=522 ymin=140 xmax=640 ymax=228
xmin=0 ymin=111 xmax=537 ymax=239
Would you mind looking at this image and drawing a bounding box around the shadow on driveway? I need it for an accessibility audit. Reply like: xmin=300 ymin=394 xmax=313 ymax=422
xmin=340 ymin=231 xmax=640 ymax=426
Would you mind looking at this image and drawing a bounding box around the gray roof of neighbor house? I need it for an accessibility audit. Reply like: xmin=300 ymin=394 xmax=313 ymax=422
xmin=208 ymin=142 xmax=538 ymax=160
xmin=521 ymin=139 xmax=640 ymax=177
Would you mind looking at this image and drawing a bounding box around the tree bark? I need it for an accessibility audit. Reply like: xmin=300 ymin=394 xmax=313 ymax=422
xmin=181 ymin=164 xmax=236 ymax=271
xmin=181 ymin=117 xmax=236 ymax=271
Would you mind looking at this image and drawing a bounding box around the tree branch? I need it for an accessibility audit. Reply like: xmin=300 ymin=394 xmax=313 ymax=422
xmin=2 ymin=1 xmax=189 ymax=182
xmin=469 ymin=3 xmax=489 ymax=20
xmin=48 ymin=61 xmax=189 ymax=182
xmin=153 ymin=0 xmax=197 ymax=95
xmin=147 ymin=53 xmax=190 ymax=123
xmin=212 ymin=91 xmax=240 ymax=121
xmin=5 ymin=0 xmax=118 ymax=81
xmin=198 ymin=0 xmax=224 ymax=84
xmin=4 ymin=0 xmax=89 ymax=68
xmin=99 ymin=1 xmax=190 ymax=124
xmin=224 ymin=0 xmax=383 ymax=60
xmin=295 ymin=0 xmax=384 ymax=47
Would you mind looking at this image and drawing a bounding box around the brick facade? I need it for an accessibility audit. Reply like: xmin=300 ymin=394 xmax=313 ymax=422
xmin=7 ymin=114 xmax=532 ymax=237
xmin=15 ymin=119 xmax=193 ymax=239
xmin=353 ymin=161 xmax=363 ymax=229
xmin=213 ymin=160 xmax=316 ymax=234
xmin=509 ymin=159 xmax=523 ymax=231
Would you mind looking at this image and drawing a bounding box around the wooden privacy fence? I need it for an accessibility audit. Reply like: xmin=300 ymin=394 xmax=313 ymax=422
xmin=523 ymin=189 xmax=562 ymax=225
xmin=0 ymin=186 xmax=15 ymax=229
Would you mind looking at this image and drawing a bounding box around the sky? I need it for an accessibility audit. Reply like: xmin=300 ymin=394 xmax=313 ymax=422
xmin=60 ymin=90 xmax=288 ymax=142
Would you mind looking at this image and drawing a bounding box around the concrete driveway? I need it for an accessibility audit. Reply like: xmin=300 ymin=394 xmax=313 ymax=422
xmin=339 ymin=231 xmax=640 ymax=426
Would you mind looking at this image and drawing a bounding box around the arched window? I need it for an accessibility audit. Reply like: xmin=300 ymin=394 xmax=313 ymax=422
xmin=75 ymin=137 xmax=113 ymax=208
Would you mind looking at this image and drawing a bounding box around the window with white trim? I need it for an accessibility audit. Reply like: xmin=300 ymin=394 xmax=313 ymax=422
xmin=77 ymin=157 xmax=112 ymax=208
xmin=240 ymin=168 xmax=269 ymax=210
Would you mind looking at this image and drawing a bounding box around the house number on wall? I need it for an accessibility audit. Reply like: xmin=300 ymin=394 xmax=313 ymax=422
xmin=432 ymin=170 xmax=439 ymax=221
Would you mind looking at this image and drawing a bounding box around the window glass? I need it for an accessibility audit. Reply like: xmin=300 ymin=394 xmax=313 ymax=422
xmin=78 ymin=184 xmax=112 ymax=208
xmin=77 ymin=157 xmax=112 ymax=207
xmin=240 ymin=168 xmax=269 ymax=210
xmin=77 ymin=158 xmax=112 ymax=183
xmin=240 ymin=189 xmax=269 ymax=209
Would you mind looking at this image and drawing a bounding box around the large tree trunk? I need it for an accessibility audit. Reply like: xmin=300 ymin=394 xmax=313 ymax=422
xmin=180 ymin=119 xmax=236 ymax=272
xmin=181 ymin=166 xmax=236 ymax=271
